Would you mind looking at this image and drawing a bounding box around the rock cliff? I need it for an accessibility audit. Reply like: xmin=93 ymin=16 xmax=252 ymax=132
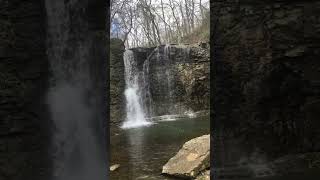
xmin=110 ymin=39 xmax=126 ymax=125
xmin=147 ymin=44 xmax=210 ymax=116
xmin=0 ymin=0 xmax=107 ymax=179
xmin=211 ymin=0 xmax=320 ymax=177
xmin=110 ymin=42 xmax=210 ymax=124
xmin=0 ymin=1 xmax=50 ymax=179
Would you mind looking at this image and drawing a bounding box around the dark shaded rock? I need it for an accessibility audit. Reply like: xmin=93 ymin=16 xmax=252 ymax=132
xmin=0 ymin=0 xmax=108 ymax=179
xmin=211 ymin=0 xmax=320 ymax=176
xmin=0 ymin=1 xmax=50 ymax=179
xmin=196 ymin=170 xmax=210 ymax=180
xmin=110 ymin=38 xmax=126 ymax=125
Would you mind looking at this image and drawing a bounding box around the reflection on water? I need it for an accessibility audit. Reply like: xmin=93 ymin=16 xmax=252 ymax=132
xmin=110 ymin=116 xmax=210 ymax=179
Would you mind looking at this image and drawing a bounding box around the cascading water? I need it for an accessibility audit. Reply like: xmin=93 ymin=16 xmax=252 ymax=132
xmin=121 ymin=45 xmax=194 ymax=125
xmin=139 ymin=44 xmax=194 ymax=121
xmin=164 ymin=45 xmax=174 ymax=114
xmin=142 ymin=57 xmax=154 ymax=117
xmin=45 ymin=1 xmax=107 ymax=180
xmin=121 ymin=50 xmax=152 ymax=129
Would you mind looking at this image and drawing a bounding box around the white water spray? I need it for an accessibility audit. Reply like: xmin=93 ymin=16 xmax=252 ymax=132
xmin=45 ymin=1 xmax=106 ymax=179
xmin=121 ymin=50 xmax=152 ymax=129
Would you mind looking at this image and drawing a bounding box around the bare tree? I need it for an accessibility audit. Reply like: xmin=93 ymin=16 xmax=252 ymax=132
xmin=111 ymin=0 xmax=210 ymax=48
xmin=160 ymin=0 xmax=168 ymax=43
xmin=169 ymin=0 xmax=182 ymax=42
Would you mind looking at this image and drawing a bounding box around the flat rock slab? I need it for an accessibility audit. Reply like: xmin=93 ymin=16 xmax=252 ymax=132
xmin=162 ymin=134 xmax=210 ymax=178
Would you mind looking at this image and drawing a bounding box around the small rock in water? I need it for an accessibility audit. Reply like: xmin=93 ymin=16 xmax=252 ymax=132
xmin=196 ymin=170 xmax=210 ymax=180
xmin=110 ymin=164 xmax=120 ymax=171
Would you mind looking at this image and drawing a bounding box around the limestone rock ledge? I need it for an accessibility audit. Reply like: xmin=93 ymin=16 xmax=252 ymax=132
xmin=162 ymin=134 xmax=210 ymax=179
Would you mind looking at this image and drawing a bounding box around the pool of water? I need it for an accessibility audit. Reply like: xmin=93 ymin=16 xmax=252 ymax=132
xmin=110 ymin=115 xmax=210 ymax=180
xmin=235 ymin=169 xmax=320 ymax=180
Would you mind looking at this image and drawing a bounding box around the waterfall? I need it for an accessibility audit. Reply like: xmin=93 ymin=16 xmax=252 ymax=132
xmin=121 ymin=50 xmax=152 ymax=129
xmin=142 ymin=57 xmax=154 ymax=117
xmin=122 ymin=45 xmax=192 ymax=125
xmin=164 ymin=45 xmax=174 ymax=114
xmin=45 ymin=1 xmax=107 ymax=180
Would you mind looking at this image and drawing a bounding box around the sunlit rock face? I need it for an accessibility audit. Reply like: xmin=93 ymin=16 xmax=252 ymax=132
xmin=211 ymin=0 xmax=320 ymax=177
xmin=162 ymin=134 xmax=210 ymax=179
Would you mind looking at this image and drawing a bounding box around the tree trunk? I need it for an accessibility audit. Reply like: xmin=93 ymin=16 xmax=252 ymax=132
xmin=169 ymin=0 xmax=182 ymax=42
xmin=160 ymin=0 xmax=168 ymax=43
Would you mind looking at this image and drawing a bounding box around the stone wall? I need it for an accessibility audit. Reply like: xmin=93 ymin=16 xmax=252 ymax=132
xmin=212 ymin=0 xmax=320 ymax=167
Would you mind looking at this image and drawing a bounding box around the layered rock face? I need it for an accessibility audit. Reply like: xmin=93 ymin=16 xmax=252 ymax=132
xmin=212 ymin=0 xmax=320 ymax=174
xmin=110 ymin=39 xmax=126 ymax=125
xmin=110 ymin=43 xmax=210 ymax=124
xmin=0 ymin=0 xmax=107 ymax=179
xmin=0 ymin=1 xmax=50 ymax=179
xmin=147 ymin=44 xmax=210 ymax=116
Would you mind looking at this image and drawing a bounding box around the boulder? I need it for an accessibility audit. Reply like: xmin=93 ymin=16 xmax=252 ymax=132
xmin=110 ymin=164 xmax=120 ymax=171
xmin=162 ymin=134 xmax=210 ymax=178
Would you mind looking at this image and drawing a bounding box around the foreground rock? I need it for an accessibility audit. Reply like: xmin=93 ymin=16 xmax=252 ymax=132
xmin=162 ymin=134 xmax=210 ymax=179
xmin=110 ymin=164 xmax=120 ymax=171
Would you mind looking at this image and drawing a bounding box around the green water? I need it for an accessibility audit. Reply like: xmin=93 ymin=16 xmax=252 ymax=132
xmin=237 ymin=169 xmax=320 ymax=180
xmin=110 ymin=116 xmax=210 ymax=180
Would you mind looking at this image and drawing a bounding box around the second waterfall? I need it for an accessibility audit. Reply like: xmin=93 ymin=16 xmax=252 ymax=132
xmin=121 ymin=50 xmax=152 ymax=129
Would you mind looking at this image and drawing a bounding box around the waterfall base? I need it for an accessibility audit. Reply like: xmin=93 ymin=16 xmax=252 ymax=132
xmin=121 ymin=121 xmax=153 ymax=129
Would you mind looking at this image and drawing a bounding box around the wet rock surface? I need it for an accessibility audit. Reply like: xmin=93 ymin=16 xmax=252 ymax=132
xmin=162 ymin=134 xmax=210 ymax=179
